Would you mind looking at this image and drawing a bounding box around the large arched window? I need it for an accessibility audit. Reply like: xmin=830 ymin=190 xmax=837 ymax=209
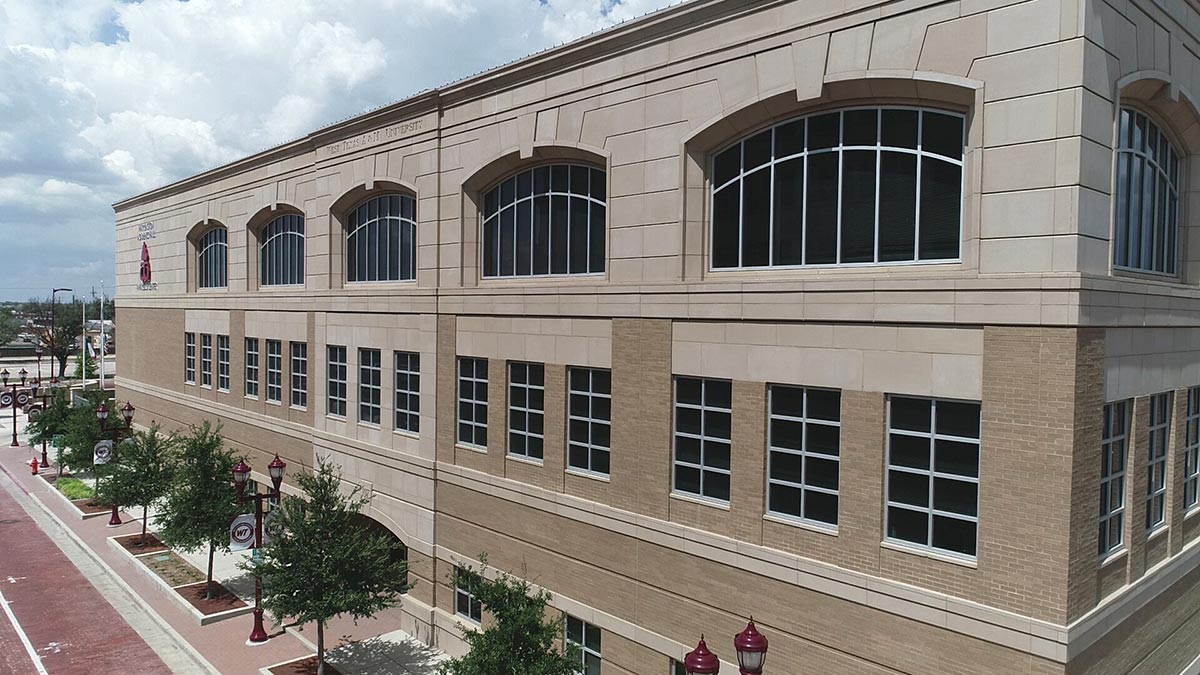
xmin=197 ymin=226 xmax=227 ymax=289
xmin=260 ymin=214 xmax=305 ymax=287
xmin=481 ymin=164 xmax=605 ymax=277
xmin=711 ymin=107 xmax=964 ymax=269
xmin=347 ymin=194 xmax=417 ymax=282
xmin=1114 ymin=108 xmax=1180 ymax=275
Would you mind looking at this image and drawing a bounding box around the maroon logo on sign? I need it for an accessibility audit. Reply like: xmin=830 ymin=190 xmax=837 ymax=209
xmin=231 ymin=522 xmax=254 ymax=546
xmin=140 ymin=243 xmax=152 ymax=284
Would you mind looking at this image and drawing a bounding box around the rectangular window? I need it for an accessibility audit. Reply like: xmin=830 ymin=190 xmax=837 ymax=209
xmin=458 ymin=357 xmax=489 ymax=448
xmin=245 ymin=338 xmax=259 ymax=398
xmin=1186 ymin=388 xmax=1200 ymax=510
xmin=1146 ymin=393 xmax=1171 ymax=533
xmin=885 ymin=396 xmax=981 ymax=559
xmin=1100 ymin=401 xmax=1130 ymax=556
xmin=290 ymin=342 xmax=308 ymax=409
xmin=767 ymin=385 xmax=841 ymax=527
xmin=217 ymin=335 xmax=230 ymax=391
xmin=568 ymin=368 xmax=611 ymax=476
xmin=358 ymin=348 xmax=381 ymax=424
xmin=394 ymin=351 xmax=420 ymax=434
xmin=327 ymin=346 xmax=347 ymax=417
xmin=266 ymin=340 xmax=282 ymax=403
xmin=200 ymin=334 xmax=213 ymax=387
xmin=454 ymin=568 xmax=482 ymax=624
xmin=508 ymin=362 xmax=545 ymax=461
xmin=566 ymin=616 xmax=601 ymax=675
xmin=184 ymin=332 xmax=196 ymax=384
xmin=673 ymin=377 xmax=732 ymax=503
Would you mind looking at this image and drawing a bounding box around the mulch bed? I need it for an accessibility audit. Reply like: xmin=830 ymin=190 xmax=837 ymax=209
xmin=142 ymin=550 xmax=207 ymax=587
xmin=112 ymin=532 xmax=169 ymax=555
xmin=173 ymin=581 xmax=248 ymax=615
xmin=71 ymin=499 xmax=111 ymax=515
xmin=267 ymin=656 xmax=344 ymax=675
xmin=38 ymin=471 xmax=70 ymax=485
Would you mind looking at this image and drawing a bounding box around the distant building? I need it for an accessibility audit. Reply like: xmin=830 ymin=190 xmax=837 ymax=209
xmin=112 ymin=0 xmax=1200 ymax=673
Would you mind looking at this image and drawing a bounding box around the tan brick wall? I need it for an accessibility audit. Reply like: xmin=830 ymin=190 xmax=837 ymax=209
xmin=1126 ymin=395 xmax=1152 ymax=582
xmin=1168 ymin=388 xmax=1189 ymax=557
xmin=610 ymin=319 xmax=672 ymax=521
xmin=436 ymin=314 xmax=456 ymax=466
xmin=1067 ymin=328 xmax=1105 ymax=621
xmin=1069 ymin=564 xmax=1200 ymax=675
xmin=118 ymin=307 xmax=185 ymax=395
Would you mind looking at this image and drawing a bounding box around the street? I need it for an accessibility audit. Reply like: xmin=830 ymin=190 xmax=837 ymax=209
xmin=0 ymin=472 xmax=169 ymax=675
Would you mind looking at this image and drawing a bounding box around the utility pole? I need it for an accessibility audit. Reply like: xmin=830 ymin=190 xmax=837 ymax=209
xmin=81 ymin=295 xmax=86 ymax=389
xmin=99 ymin=281 xmax=106 ymax=392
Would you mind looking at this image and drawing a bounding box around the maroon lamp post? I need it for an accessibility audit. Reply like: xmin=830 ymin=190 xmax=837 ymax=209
xmin=2 ymin=368 xmax=28 ymax=447
xmin=234 ymin=454 xmax=286 ymax=645
xmin=684 ymin=620 xmax=770 ymax=675
xmin=96 ymin=401 xmax=135 ymax=527
xmin=29 ymin=379 xmax=48 ymax=467
xmin=734 ymin=619 xmax=768 ymax=675
xmin=684 ymin=637 xmax=722 ymax=675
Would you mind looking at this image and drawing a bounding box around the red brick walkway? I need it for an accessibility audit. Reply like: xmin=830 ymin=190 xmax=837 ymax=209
xmin=0 ymin=477 xmax=169 ymax=675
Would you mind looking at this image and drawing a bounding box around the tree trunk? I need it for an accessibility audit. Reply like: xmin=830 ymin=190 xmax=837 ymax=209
xmin=316 ymin=621 xmax=325 ymax=675
xmin=206 ymin=541 xmax=216 ymax=600
xmin=56 ymin=355 xmax=67 ymax=379
xmin=140 ymin=507 xmax=149 ymax=546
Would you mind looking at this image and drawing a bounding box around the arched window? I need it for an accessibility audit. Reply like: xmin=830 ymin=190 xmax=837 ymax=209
xmin=482 ymin=164 xmax=606 ymax=277
xmin=346 ymin=195 xmax=417 ymax=282
xmin=711 ymin=107 xmax=964 ymax=269
xmin=197 ymin=226 xmax=227 ymax=289
xmin=1114 ymin=108 xmax=1180 ymax=275
xmin=260 ymin=214 xmax=305 ymax=286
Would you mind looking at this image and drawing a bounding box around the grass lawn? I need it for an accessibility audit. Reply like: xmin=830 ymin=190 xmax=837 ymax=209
xmin=56 ymin=477 xmax=95 ymax=500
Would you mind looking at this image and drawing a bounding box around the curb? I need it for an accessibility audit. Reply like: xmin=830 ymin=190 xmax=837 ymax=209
xmin=0 ymin=459 xmax=222 ymax=675
xmin=37 ymin=471 xmax=113 ymax=520
xmin=106 ymin=535 xmax=256 ymax=626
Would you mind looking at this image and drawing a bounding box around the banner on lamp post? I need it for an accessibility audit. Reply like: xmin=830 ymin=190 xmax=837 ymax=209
xmin=93 ymin=440 xmax=113 ymax=465
xmin=229 ymin=514 xmax=256 ymax=551
xmin=262 ymin=509 xmax=283 ymax=547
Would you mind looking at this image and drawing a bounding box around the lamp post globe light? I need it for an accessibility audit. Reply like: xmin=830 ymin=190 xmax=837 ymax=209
xmin=683 ymin=620 xmax=770 ymax=675
xmin=2 ymin=368 xmax=28 ymax=447
xmin=95 ymin=400 xmax=135 ymax=527
xmin=233 ymin=454 xmax=286 ymax=645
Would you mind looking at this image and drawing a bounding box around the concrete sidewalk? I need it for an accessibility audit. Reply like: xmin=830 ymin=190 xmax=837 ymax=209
xmin=0 ymin=413 xmax=443 ymax=675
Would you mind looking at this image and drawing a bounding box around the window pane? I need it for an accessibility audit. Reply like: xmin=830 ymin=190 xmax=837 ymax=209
xmin=742 ymin=168 xmax=771 ymax=267
xmin=805 ymin=153 xmax=838 ymax=264
xmin=772 ymin=158 xmax=804 ymax=266
xmin=843 ymin=109 xmax=877 ymax=146
xmin=918 ymin=158 xmax=961 ymax=260
xmin=713 ymin=184 xmax=741 ymax=268
xmin=881 ymin=109 xmax=919 ymax=149
xmin=878 ymin=152 xmax=917 ymax=261
xmin=840 ymin=150 xmax=876 ymax=263
xmin=922 ymin=111 xmax=964 ymax=160
xmin=808 ymin=112 xmax=839 ymax=150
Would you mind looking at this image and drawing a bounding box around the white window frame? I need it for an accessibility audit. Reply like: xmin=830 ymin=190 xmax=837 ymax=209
xmin=566 ymin=615 xmax=601 ymax=675
xmin=184 ymin=332 xmax=196 ymax=384
xmin=767 ymin=385 xmax=841 ymax=529
xmin=327 ymin=345 xmax=347 ymax=418
xmin=358 ymin=348 xmax=381 ymax=425
xmin=394 ymin=351 xmax=420 ymax=435
xmin=1100 ymin=400 xmax=1130 ymax=558
xmin=567 ymin=367 xmax=611 ymax=477
xmin=508 ymin=362 xmax=545 ymax=462
xmin=1146 ymin=393 xmax=1171 ymax=533
xmin=200 ymin=334 xmax=213 ymax=388
xmin=290 ymin=341 xmax=308 ymax=409
xmin=265 ymin=339 xmax=283 ymax=404
xmin=458 ymin=357 xmax=488 ymax=449
xmin=481 ymin=164 xmax=607 ymax=279
xmin=217 ymin=335 xmax=230 ymax=391
xmin=672 ymin=377 xmax=733 ymax=504
xmin=884 ymin=395 xmax=981 ymax=560
xmin=245 ymin=338 xmax=259 ymax=399
xmin=197 ymin=226 xmax=228 ymax=289
xmin=709 ymin=106 xmax=966 ymax=271
xmin=259 ymin=214 xmax=305 ymax=287
xmin=346 ymin=194 xmax=418 ymax=283
xmin=1186 ymin=388 xmax=1200 ymax=511
xmin=454 ymin=567 xmax=482 ymax=624
xmin=1113 ymin=107 xmax=1180 ymax=276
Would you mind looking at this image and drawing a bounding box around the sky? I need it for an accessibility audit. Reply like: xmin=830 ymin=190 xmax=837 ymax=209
xmin=0 ymin=0 xmax=678 ymax=302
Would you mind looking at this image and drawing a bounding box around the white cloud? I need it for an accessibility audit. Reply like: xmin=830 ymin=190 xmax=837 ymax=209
xmin=0 ymin=0 xmax=679 ymax=301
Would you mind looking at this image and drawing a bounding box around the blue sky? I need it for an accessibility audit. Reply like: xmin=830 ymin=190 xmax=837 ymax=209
xmin=0 ymin=0 xmax=677 ymax=302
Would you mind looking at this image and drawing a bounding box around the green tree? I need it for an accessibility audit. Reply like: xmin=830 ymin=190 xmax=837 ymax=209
xmin=157 ymin=422 xmax=241 ymax=599
xmin=439 ymin=557 xmax=579 ymax=675
xmin=0 ymin=310 xmax=19 ymax=346
xmin=22 ymin=296 xmax=83 ymax=378
xmin=96 ymin=423 xmax=178 ymax=546
xmin=59 ymin=390 xmax=109 ymax=474
xmin=240 ymin=456 xmax=410 ymax=675
xmin=71 ymin=351 xmax=98 ymax=381
xmin=26 ymin=388 xmax=70 ymax=447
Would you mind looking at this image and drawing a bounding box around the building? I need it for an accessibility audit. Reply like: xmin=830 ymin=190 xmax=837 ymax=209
xmin=111 ymin=0 xmax=1200 ymax=672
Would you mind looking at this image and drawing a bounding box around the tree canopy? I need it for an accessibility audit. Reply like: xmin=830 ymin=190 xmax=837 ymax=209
xmin=439 ymin=556 xmax=580 ymax=675
xmin=157 ymin=422 xmax=241 ymax=598
xmin=0 ymin=310 xmax=19 ymax=346
xmin=241 ymin=456 xmax=410 ymax=675
xmin=96 ymin=423 xmax=178 ymax=546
